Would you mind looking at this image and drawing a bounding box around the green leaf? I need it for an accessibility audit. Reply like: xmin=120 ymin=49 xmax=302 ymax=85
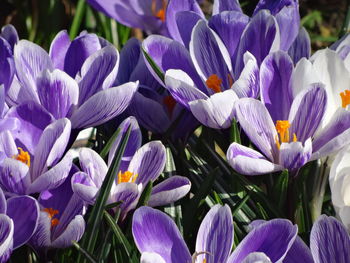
xmin=272 ymin=169 xmax=289 ymax=212
xmin=69 ymin=0 xmax=86 ymax=39
xmin=142 ymin=48 xmax=165 ymax=82
xmin=103 ymin=211 xmax=139 ymax=262
xmin=77 ymin=125 xmax=132 ymax=263
xmin=104 ymin=201 xmax=123 ymax=211
xmin=99 ymin=127 xmax=120 ymax=159
xmin=230 ymin=119 xmax=241 ymax=144
xmin=72 ymin=241 xmax=97 ymax=263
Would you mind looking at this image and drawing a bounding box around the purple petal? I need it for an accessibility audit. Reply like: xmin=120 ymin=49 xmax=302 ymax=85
xmin=0 ymin=214 xmax=14 ymax=262
xmin=4 ymin=101 xmax=53 ymax=155
xmin=49 ymin=30 xmax=71 ymax=70
xmin=29 ymin=211 xmax=52 ymax=249
xmin=31 ymin=118 xmax=71 ymax=180
xmin=141 ymin=252 xmax=166 ymax=263
xmin=176 ymin=11 xmax=203 ymax=49
xmin=189 ymin=20 xmax=232 ymax=90
xmin=279 ymin=140 xmax=312 ymax=171
xmin=116 ymin=38 xmax=141 ymax=84
xmin=232 ymin=52 xmax=260 ymax=99
xmin=14 ymin=40 xmax=53 ymax=102
xmin=1 ymin=24 xmax=18 ymax=50
xmin=288 ymin=27 xmax=311 ymax=64
xmin=212 ymin=0 xmax=242 ymax=14
xmin=72 ymin=171 xmax=99 ymax=204
xmin=109 ymin=182 xmax=139 ymax=217
xmin=242 ymin=253 xmax=272 ymax=263
xmin=36 ymin=69 xmax=79 ymax=119
xmin=28 ymin=150 xmax=73 ymax=194
xmin=130 ymin=141 xmax=166 ymax=186
xmin=226 ymin=143 xmax=283 ymax=175
xmin=0 ymin=37 xmax=15 ymax=93
xmin=108 ymin=116 xmax=142 ymax=172
xmin=0 ymin=131 xmax=17 ymax=158
xmin=195 ymin=205 xmax=233 ymax=263
xmin=235 ymin=98 xmax=277 ymax=161
xmin=142 ymin=35 xmax=205 ymax=91
xmin=148 ymin=176 xmax=191 ymax=207
xmin=0 ymin=158 xmax=30 ymax=195
xmin=260 ymin=51 xmax=294 ymax=122
xmin=70 ymin=82 xmax=138 ymax=129
xmin=6 ymin=196 xmax=39 ymax=248
xmin=164 ymin=69 xmax=208 ymax=109
xmin=289 ymin=83 xmax=326 ymax=143
xmin=79 ymin=147 xmax=107 ymax=187
xmin=227 ymin=219 xmax=297 ymax=263
xmin=189 ymin=89 xmax=238 ymax=129
xmin=209 ymin=11 xmax=249 ymax=61
xmin=283 ymin=236 xmax=314 ymax=263
xmin=132 ymin=206 xmax=191 ymax=263
xmin=64 ymin=33 xmax=101 ymax=77
xmin=166 ymin=0 xmax=204 ymax=42
xmin=0 ymin=188 xmax=5 ymax=214
xmin=310 ymin=215 xmax=350 ymax=263
xmin=77 ymin=45 xmax=119 ymax=105
xmin=234 ymin=10 xmax=279 ymax=77
xmin=51 ymin=215 xmax=85 ymax=248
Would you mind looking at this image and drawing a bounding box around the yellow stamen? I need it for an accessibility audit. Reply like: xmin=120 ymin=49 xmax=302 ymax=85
xmin=117 ymin=171 xmax=138 ymax=184
xmin=43 ymin=208 xmax=60 ymax=227
xmin=293 ymin=133 xmax=297 ymax=142
xmin=152 ymin=0 xmax=167 ymax=22
xmin=163 ymin=95 xmax=176 ymax=116
xmin=202 ymin=259 xmax=207 ymax=263
xmin=276 ymin=120 xmax=291 ymax=143
xmin=340 ymin=90 xmax=350 ymax=108
xmin=206 ymin=74 xmax=222 ymax=93
xmin=13 ymin=147 xmax=30 ymax=167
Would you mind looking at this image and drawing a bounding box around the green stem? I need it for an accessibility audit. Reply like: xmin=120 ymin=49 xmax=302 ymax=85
xmin=70 ymin=0 xmax=86 ymax=39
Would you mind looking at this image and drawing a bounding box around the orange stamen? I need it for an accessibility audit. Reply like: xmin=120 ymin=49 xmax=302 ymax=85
xmin=13 ymin=147 xmax=30 ymax=167
xmin=43 ymin=208 xmax=60 ymax=227
xmin=340 ymin=89 xmax=350 ymax=108
xmin=275 ymin=120 xmax=298 ymax=149
xmin=152 ymin=0 xmax=167 ymax=22
xmin=163 ymin=95 xmax=176 ymax=116
xmin=206 ymin=74 xmax=222 ymax=93
xmin=118 ymin=171 xmax=138 ymax=184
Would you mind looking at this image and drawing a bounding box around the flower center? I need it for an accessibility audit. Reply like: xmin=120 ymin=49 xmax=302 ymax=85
xmin=152 ymin=0 xmax=167 ymax=22
xmin=163 ymin=95 xmax=176 ymax=116
xmin=13 ymin=147 xmax=30 ymax=167
xmin=117 ymin=171 xmax=138 ymax=184
xmin=206 ymin=74 xmax=222 ymax=93
xmin=275 ymin=120 xmax=297 ymax=149
xmin=340 ymin=90 xmax=350 ymax=108
xmin=43 ymin=207 xmax=60 ymax=227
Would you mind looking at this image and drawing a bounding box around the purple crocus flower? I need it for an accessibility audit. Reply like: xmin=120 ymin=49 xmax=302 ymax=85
xmin=0 ymin=102 xmax=73 ymax=194
xmin=29 ymin=166 xmax=85 ymax=250
xmin=132 ymin=204 xmax=299 ymax=263
xmin=143 ymin=20 xmax=260 ymax=129
xmin=86 ymin=0 xmax=204 ymax=36
xmin=7 ymin=31 xmax=138 ymax=131
xmin=72 ymin=117 xmax=191 ymax=217
xmin=0 ymin=186 xmax=39 ymax=263
xmin=116 ymin=38 xmax=199 ymax=140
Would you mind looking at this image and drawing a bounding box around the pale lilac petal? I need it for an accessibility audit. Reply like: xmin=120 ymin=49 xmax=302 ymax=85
xmin=195 ymin=205 xmax=233 ymax=263
xmin=148 ymin=176 xmax=191 ymax=207
xmin=49 ymin=30 xmax=71 ymax=70
xmin=29 ymin=211 xmax=52 ymax=249
xmin=79 ymin=147 xmax=107 ymax=187
xmin=110 ymin=182 xmax=139 ymax=216
xmin=141 ymin=252 xmax=166 ymax=263
xmin=132 ymin=206 xmax=191 ymax=263
xmin=279 ymin=139 xmax=312 ymax=171
xmin=310 ymin=215 xmax=350 ymax=263
xmin=235 ymin=98 xmax=277 ymax=160
xmin=260 ymin=51 xmax=294 ymax=122
xmin=130 ymin=141 xmax=166 ymax=186
xmin=0 ymin=131 xmax=16 ymax=158
xmin=288 ymin=27 xmax=311 ymax=64
xmin=0 ymin=158 xmax=30 ymax=195
xmin=6 ymin=196 xmax=39 ymax=248
xmin=212 ymin=0 xmax=242 ymax=14
xmin=36 ymin=69 xmax=79 ymax=119
xmin=51 ymin=215 xmax=85 ymax=248
xmin=189 ymin=89 xmax=238 ymax=129
xmin=70 ymin=82 xmax=138 ymax=129
xmin=0 ymin=214 xmax=14 ymax=263
xmin=227 ymin=219 xmax=297 ymax=263
xmin=289 ymin=83 xmax=327 ymax=143
xmin=64 ymin=33 xmax=101 ymax=77
xmin=1 ymin=24 xmax=18 ymax=50
xmin=209 ymin=11 xmax=249 ymax=61
xmin=166 ymin=0 xmax=204 ymax=42
xmin=226 ymin=143 xmax=283 ymax=175
xmin=77 ymin=45 xmax=119 ymax=105
xmin=71 ymin=171 xmax=99 ymax=204
xmin=234 ymin=10 xmax=280 ymax=77
xmin=0 ymin=188 xmax=5 ymax=214
xmin=242 ymin=253 xmax=272 ymax=263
